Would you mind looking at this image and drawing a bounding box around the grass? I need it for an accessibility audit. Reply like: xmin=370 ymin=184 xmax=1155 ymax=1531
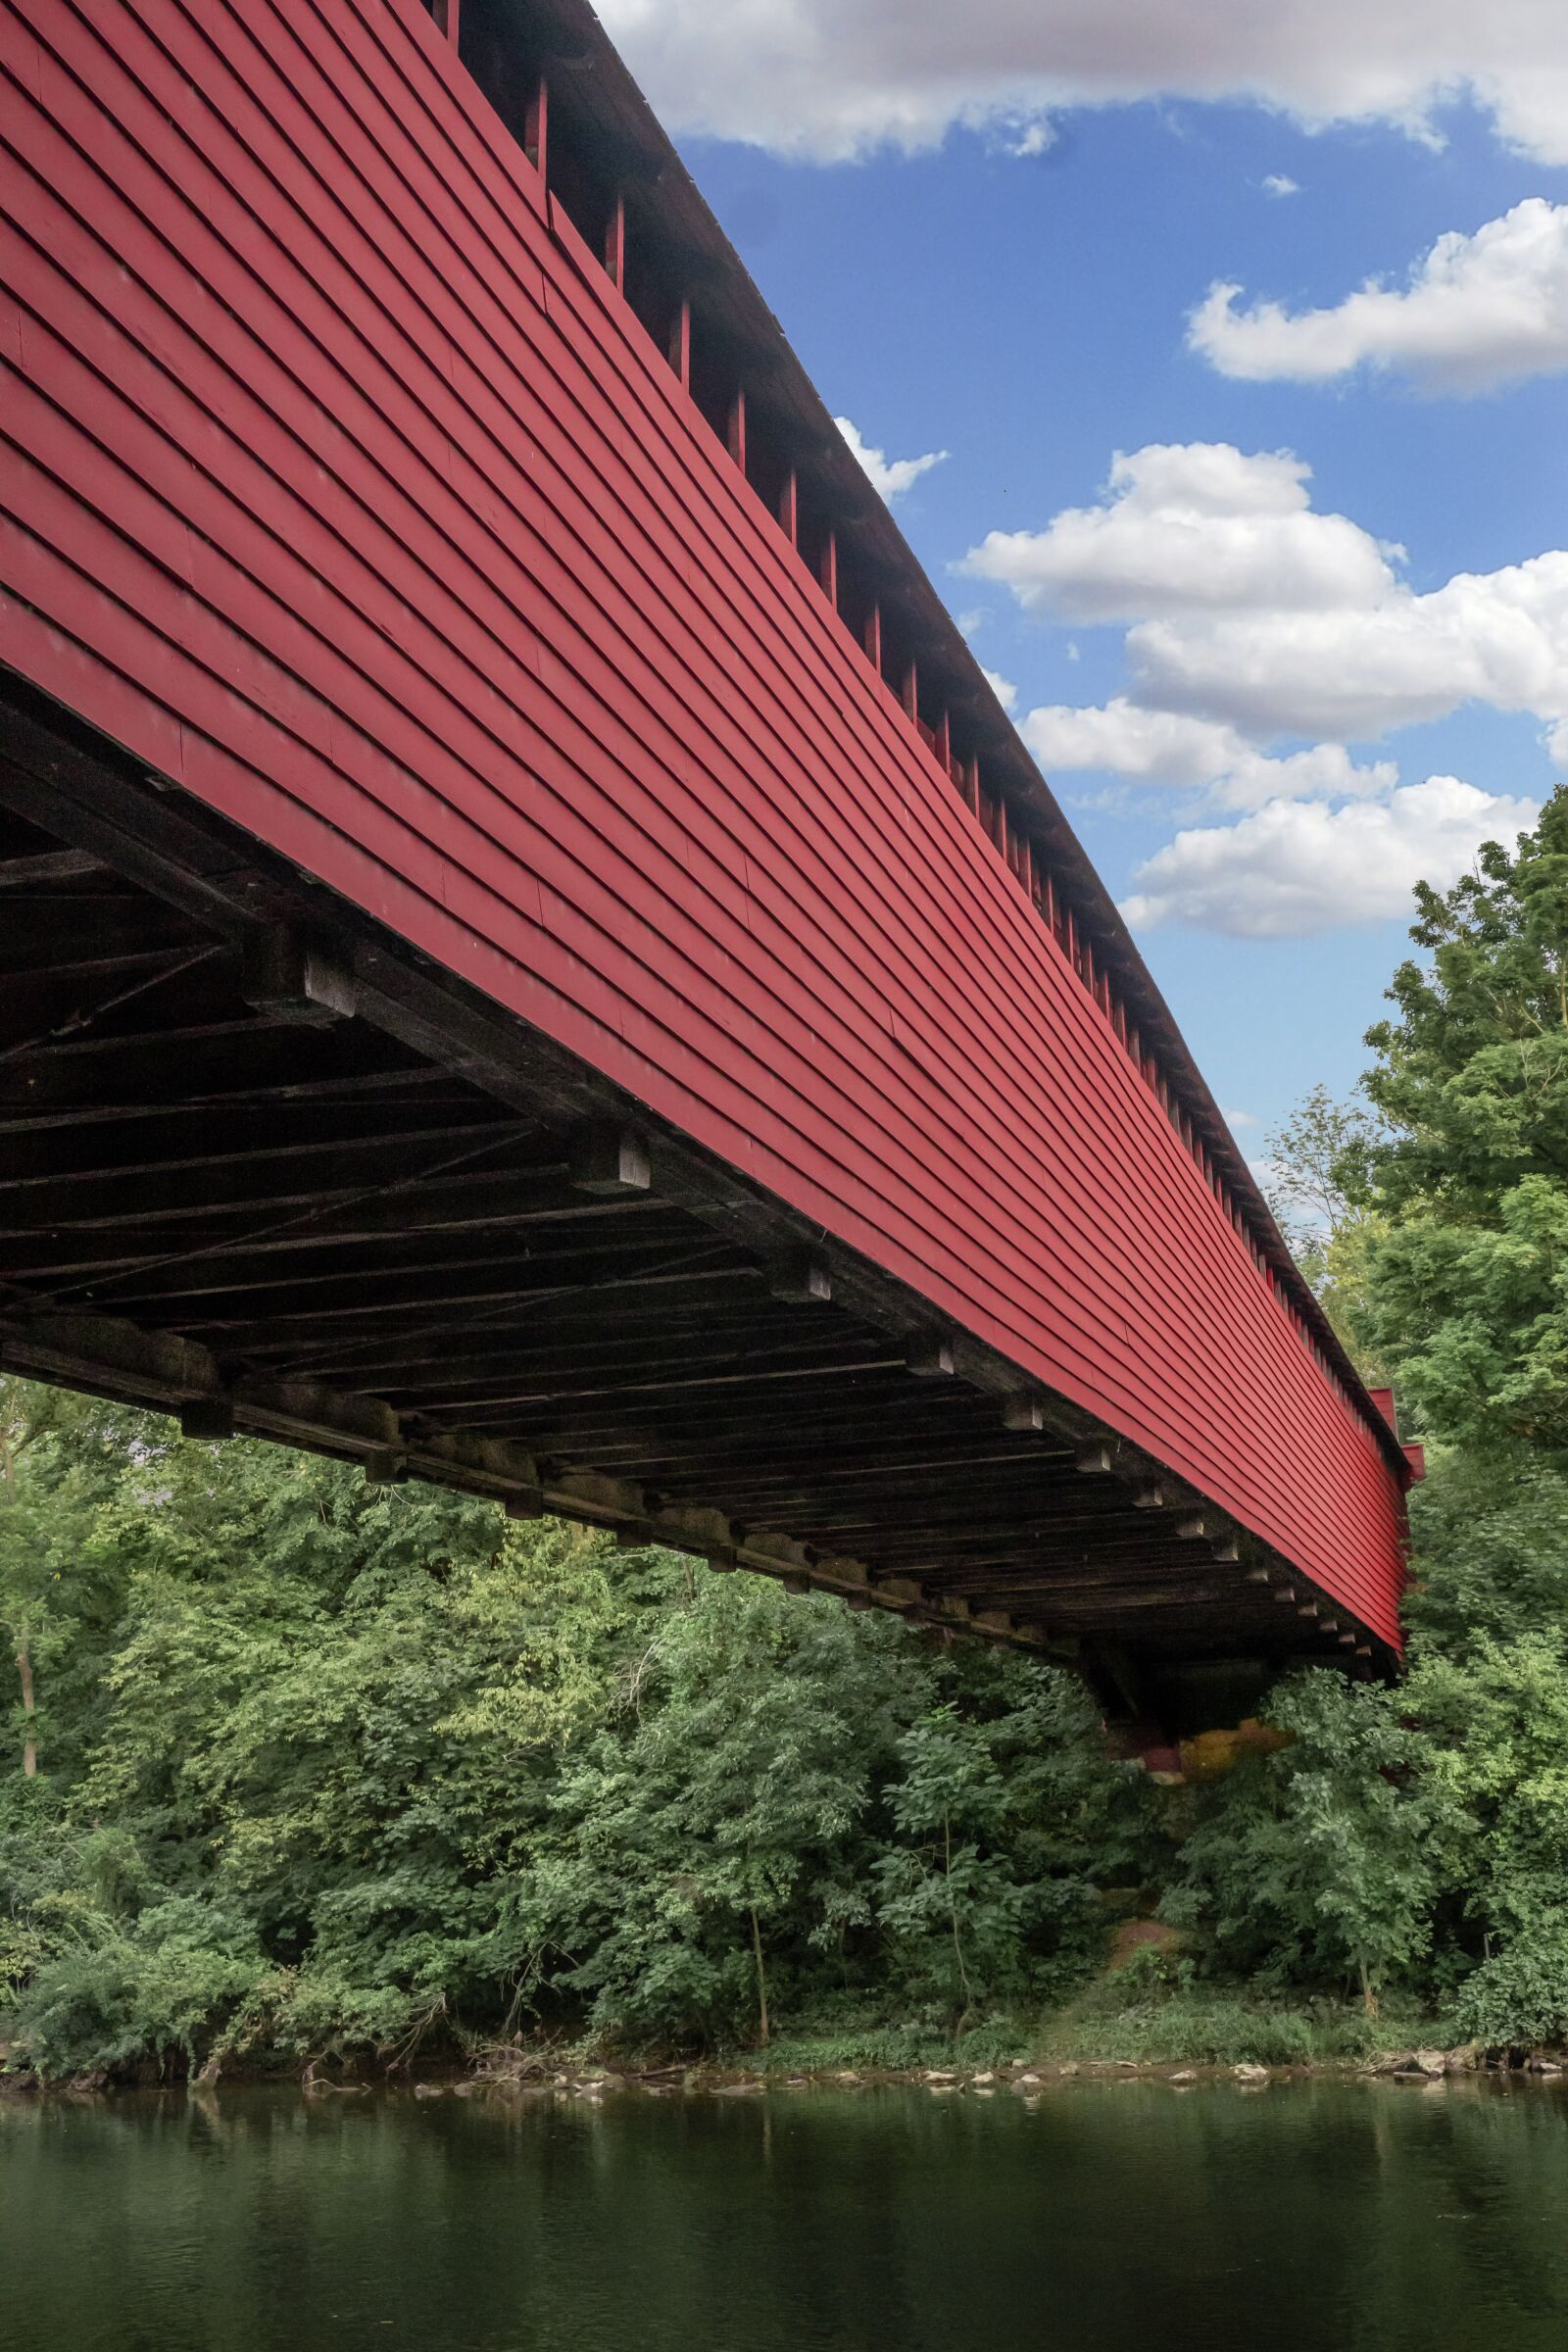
xmin=744 ymin=2020 xmax=1031 ymax=2076
xmin=1032 ymin=1958 xmax=1446 ymax=2068
xmin=705 ymin=1961 xmax=1452 ymax=2076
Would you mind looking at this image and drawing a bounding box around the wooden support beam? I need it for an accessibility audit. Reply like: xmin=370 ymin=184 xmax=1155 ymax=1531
xmin=768 ymin=1249 xmax=831 ymax=1304
xmin=569 ymin=1122 xmax=651 ymax=1196
xmin=905 ymin=1331 xmax=955 ymax=1378
xmin=819 ymin=529 xmax=838 ymax=610
xmin=652 ymin=1501 xmax=737 ymax=1570
xmin=179 ymin=1396 xmax=234 ymax=1442
xmin=778 ymin=468 xmax=798 ymax=547
xmin=241 ymin=928 xmax=358 ymax=1025
xmin=727 ymin=387 xmax=747 ymax=472
xmin=1075 ymin=1440 xmax=1115 ymax=1475
xmin=1003 ymin=1394 xmax=1046 ymax=1434
xmin=604 ymin=192 xmax=625 ymax=291
xmin=863 ymin=603 xmax=881 ymax=671
xmin=0 ymin=849 xmax=104 ymax=889
xmin=932 ymin=711 xmax=951 ymax=774
xmin=668 ymin=299 xmax=690 ymax=390
xmin=524 ymin=76 xmax=548 ymax=177
xmin=364 ymin=1449 xmax=411 ymax=1486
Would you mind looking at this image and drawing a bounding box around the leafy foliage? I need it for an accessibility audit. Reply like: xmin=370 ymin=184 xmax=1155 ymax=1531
xmin=1172 ymin=792 xmax=1568 ymax=2048
xmin=1351 ymin=786 xmax=1568 ymax=1456
xmin=1163 ymin=1671 xmax=1436 ymax=2005
xmin=0 ymin=1396 xmax=1150 ymax=2077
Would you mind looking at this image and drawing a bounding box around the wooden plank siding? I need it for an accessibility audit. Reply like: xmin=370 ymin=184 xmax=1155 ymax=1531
xmin=0 ymin=0 xmax=1407 ymax=1645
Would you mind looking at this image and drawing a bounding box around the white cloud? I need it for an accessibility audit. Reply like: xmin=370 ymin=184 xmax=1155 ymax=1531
xmin=1262 ymin=173 xmax=1301 ymax=196
xmin=971 ymin=441 xmax=1568 ymax=747
xmin=963 ymin=443 xmax=1399 ymax=624
xmin=834 ymin=416 xmax=948 ymax=502
xmin=1019 ymin=698 xmax=1396 ymax=808
xmin=981 ymin=666 xmax=1018 ymax=710
xmin=1128 ymin=549 xmax=1568 ymax=740
xmin=969 ymin=444 xmax=1557 ymax=936
xmin=593 ymin=1 xmax=1568 ymax=166
xmin=1191 ymin=198 xmax=1568 ymax=393
xmin=1223 ymin=1106 xmax=1260 ymax=1127
xmin=1119 ymin=776 xmax=1539 ymax=937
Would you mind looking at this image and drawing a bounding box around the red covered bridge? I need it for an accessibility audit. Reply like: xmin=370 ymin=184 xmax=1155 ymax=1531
xmin=0 ymin=0 xmax=1413 ymax=1690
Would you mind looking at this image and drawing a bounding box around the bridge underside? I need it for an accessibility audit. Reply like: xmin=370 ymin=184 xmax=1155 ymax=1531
xmin=0 ymin=680 xmax=1379 ymax=1680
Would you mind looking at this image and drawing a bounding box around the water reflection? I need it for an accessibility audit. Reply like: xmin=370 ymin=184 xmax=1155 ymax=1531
xmin=4 ymin=2078 xmax=1567 ymax=2351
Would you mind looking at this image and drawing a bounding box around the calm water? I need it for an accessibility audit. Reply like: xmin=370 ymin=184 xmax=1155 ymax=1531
xmin=6 ymin=2078 xmax=1568 ymax=2351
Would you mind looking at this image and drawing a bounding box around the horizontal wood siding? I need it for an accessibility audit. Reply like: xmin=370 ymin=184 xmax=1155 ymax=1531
xmin=0 ymin=0 xmax=1406 ymax=1642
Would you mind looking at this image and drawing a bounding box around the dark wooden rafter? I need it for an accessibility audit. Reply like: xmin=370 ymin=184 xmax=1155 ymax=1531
xmin=0 ymin=683 xmax=1396 ymax=1672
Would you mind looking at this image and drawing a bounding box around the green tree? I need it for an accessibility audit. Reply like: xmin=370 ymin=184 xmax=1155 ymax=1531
xmin=510 ymin=1576 xmax=913 ymax=2049
xmin=1164 ymin=1671 xmax=1437 ymax=2012
xmin=1405 ymin=1632 xmax=1568 ymax=2042
xmin=0 ymin=1380 xmax=129 ymax=1783
xmin=1401 ymin=1449 xmax=1568 ymax=1654
xmin=1353 ymin=787 xmax=1568 ymax=1454
xmin=873 ymin=1662 xmax=1146 ymax=2028
xmin=1258 ymin=1085 xmax=1388 ymax=1375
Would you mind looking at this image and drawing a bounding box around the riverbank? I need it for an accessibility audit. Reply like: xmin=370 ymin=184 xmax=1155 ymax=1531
xmin=0 ymin=1962 xmax=1505 ymax=2097
xmin=12 ymin=1998 xmax=1563 ymax=2102
xmin=8 ymin=2044 xmax=1568 ymax=2109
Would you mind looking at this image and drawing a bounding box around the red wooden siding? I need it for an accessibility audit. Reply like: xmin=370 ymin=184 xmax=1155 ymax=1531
xmin=0 ymin=0 xmax=1406 ymax=1643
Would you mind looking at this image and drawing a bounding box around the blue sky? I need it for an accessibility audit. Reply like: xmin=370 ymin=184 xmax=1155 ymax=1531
xmin=599 ymin=16 xmax=1568 ymax=1147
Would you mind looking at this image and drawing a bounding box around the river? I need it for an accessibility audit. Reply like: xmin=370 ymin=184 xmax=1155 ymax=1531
xmin=5 ymin=2077 xmax=1568 ymax=2349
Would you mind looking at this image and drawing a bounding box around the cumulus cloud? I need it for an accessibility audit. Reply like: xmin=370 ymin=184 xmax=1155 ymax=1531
xmin=1019 ymin=698 xmax=1396 ymax=808
xmin=980 ymin=666 xmax=1019 ymax=711
xmin=1118 ymin=776 xmax=1539 ymax=937
xmin=972 ymin=444 xmax=1559 ymax=933
xmin=1191 ymin=198 xmax=1568 ymax=393
xmin=834 ymin=416 xmax=948 ymax=502
xmin=970 ymin=441 xmax=1568 ymax=746
xmin=1262 ymin=173 xmax=1301 ymax=197
xmin=963 ymin=443 xmax=1399 ymax=624
xmin=593 ymin=0 xmax=1568 ymax=165
xmin=1128 ymin=549 xmax=1568 ymax=740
